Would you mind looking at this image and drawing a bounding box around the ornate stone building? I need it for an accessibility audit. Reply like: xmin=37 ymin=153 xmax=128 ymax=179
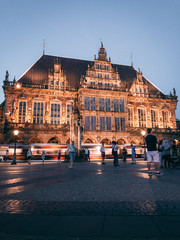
xmin=0 ymin=43 xmax=179 ymax=148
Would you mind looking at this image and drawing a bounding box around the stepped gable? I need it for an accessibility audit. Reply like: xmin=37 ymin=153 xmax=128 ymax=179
xmin=18 ymin=54 xmax=163 ymax=95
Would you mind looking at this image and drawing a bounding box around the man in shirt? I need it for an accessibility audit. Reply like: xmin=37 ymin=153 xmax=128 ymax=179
xmin=131 ymin=144 xmax=136 ymax=164
xmin=112 ymin=141 xmax=119 ymax=166
xmin=68 ymin=141 xmax=77 ymax=168
xmin=145 ymin=128 xmax=160 ymax=175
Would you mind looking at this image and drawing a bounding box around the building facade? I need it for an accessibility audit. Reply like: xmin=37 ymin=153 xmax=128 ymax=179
xmin=0 ymin=44 xmax=179 ymax=147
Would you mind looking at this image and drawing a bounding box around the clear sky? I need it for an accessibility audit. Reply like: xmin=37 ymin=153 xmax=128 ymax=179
xmin=0 ymin=0 xmax=180 ymax=119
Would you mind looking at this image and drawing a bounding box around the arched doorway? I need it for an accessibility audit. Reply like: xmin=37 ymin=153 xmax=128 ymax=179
xmin=101 ymin=138 xmax=111 ymax=144
xmin=117 ymin=139 xmax=126 ymax=145
xmin=48 ymin=137 xmax=61 ymax=144
xmin=29 ymin=137 xmax=42 ymax=144
xmin=84 ymin=138 xmax=95 ymax=143
xmin=8 ymin=136 xmax=24 ymax=144
xmin=130 ymin=139 xmax=139 ymax=144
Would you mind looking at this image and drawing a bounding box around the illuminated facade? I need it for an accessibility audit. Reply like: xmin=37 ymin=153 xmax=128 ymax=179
xmin=0 ymin=43 xmax=179 ymax=147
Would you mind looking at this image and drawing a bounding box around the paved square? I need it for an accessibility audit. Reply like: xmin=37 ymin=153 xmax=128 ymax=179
xmin=0 ymin=160 xmax=180 ymax=239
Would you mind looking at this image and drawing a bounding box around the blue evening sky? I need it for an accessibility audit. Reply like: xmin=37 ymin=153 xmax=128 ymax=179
xmin=0 ymin=0 xmax=180 ymax=118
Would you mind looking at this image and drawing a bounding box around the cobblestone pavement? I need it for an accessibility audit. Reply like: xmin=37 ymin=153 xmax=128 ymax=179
xmin=0 ymin=160 xmax=180 ymax=216
xmin=0 ymin=160 xmax=180 ymax=240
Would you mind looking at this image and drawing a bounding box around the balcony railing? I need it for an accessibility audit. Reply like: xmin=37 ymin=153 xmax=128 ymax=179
xmin=3 ymin=80 xmax=177 ymax=100
xmin=5 ymin=122 xmax=70 ymax=132
xmin=3 ymin=80 xmax=78 ymax=92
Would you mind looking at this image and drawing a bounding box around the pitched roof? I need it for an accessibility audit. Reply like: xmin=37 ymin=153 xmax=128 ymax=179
xmin=18 ymin=54 xmax=163 ymax=95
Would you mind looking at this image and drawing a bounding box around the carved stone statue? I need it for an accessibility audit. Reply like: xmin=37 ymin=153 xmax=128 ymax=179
xmin=173 ymin=88 xmax=176 ymax=97
xmin=5 ymin=71 xmax=9 ymax=81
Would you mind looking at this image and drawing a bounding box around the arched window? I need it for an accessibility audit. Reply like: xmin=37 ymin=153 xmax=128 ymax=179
xmin=101 ymin=138 xmax=111 ymax=144
xmin=84 ymin=138 xmax=95 ymax=143
xmin=29 ymin=137 xmax=42 ymax=144
xmin=48 ymin=137 xmax=61 ymax=144
xmin=117 ymin=139 xmax=126 ymax=145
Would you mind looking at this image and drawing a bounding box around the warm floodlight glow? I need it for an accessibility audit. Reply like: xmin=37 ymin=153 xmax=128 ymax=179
xmin=141 ymin=130 xmax=146 ymax=136
xmin=13 ymin=130 xmax=19 ymax=136
xmin=16 ymin=84 xmax=21 ymax=88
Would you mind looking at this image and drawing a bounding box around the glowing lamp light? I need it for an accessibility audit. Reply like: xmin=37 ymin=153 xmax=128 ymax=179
xmin=16 ymin=84 xmax=21 ymax=88
xmin=11 ymin=130 xmax=19 ymax=165
xmin=141 ymin=130 xmax=146 ymax=136
xmin=14 ymin=130 xmax=19 ymax=136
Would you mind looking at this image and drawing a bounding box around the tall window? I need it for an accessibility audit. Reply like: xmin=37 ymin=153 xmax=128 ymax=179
xmin=106 ymin=99 xmax=111 ymax=111
xmin=51 ymin=103 xmax=60 ymax=124
xmin=115 ymin=117 xmax=125 ymax=131
xmin=106 ymin=117 xmax=111 ymax=130
xmin=84 ymin=97 xmax=90 ymax=110
xmin=162 ymin=111 xmax=169 ymax=128
xmin=120 ymin=118 xmax=126 ymax=131
xmin=127 ymin=108 xmax=133 ymax=127
xmin=120 ymin=99 xmax=124 ymax=112
xmin=91 ymin=97 xmax=96 ymax=111
xmin=114 ymin=99 xmax=119 ymax=112
xmin=85 ymin=116 xmax=90 ymax=130
xmin=66 ymin=104 xmax=71 ymax=124
xmin=100 ymin=117 xmax=105 ymax=131
xmin=91 ymin=116 xmax=96 ymax=130
xmin=33 ymin=102 xmax=44 ymax=124
xmin=151 ymin=110 xmax=158 ymax=128
xmin=138 ymin=109 xmax=146 ymax=127
xmin=19 ymin=101 xmax=26 ymax=123
xmin=115 ymin=117 xmax=120 ymax=131
xmin=99 ymin=98 xmax=104 ymax=111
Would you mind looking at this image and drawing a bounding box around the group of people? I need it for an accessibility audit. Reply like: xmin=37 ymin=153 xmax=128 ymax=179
xmin=6 ymin=134 xmax=179 ymax=174
xmin=99 ymin=128 xmax=179 ymax=175
xmin=145 ymin=128 xmax=179 ymax=176
xmin=26 ymin=149 xmax=62 ymax=165
xmin=158 ymin=139 xmax=179 ymax=168
xmin=100 ymin=141 xmax=134 ymax=166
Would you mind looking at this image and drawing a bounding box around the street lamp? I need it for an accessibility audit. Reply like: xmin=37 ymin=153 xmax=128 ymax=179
xmin=141 ymin=130 xmax=147 ymax=160
xmin=11 ymin=130 xmax=19 ymax=165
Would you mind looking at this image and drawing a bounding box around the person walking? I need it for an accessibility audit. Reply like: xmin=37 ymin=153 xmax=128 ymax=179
xmin=84 ymin=147 xmax=90 ymax=162
xmin=145 ymin=128 xmax=160 ymax=176
xmin=131 ymin=144 xmax=136 ymax=164
xmin=27 ymin=149 xmax=32 ymax=164
xmin=162 ymin=139 xmax=171 ymax=168
xmin=4 ymin=150 xmax=9 ymax=162
xmin=122 ymin=146 xmax=127 ymax=163
xmin=158 ymin=139 xmax=163 ymax=168
xmin=58 ymin=150 xmax=61 ymax=163
xmin=41 ymin=151 xmax=46 ymax=163
xmin=68 ymin=141 xmax=77 ymax=168
xmin=100 ymin=142 xmax=105 ymax=165
xmin=171 ymin=140 xmax=177 ymax=157
xmin=112 ymin=141 xmax=119 ymax=166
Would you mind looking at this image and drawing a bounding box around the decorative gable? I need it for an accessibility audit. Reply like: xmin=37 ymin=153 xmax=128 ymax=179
xmin=129 ymin=68 xmax=148 ymax=96
xmin=48 ymin=58 xmax=67 ymax=90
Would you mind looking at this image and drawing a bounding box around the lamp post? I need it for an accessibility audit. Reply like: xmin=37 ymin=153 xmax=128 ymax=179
xmin=141 ymin=130 xmax=147 ymax=160
xmin=11 ymin=130 xmax=19 ymax=165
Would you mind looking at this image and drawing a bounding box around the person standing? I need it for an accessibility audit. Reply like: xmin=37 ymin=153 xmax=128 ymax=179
xmin=58 ymin=150 xmax=61 ymax=162
xmin=68 ymin=141 xmax=77 ymax=168
xmin=145 ymin=128 xmax=160 ymax=176
xmin=122 ymin=146 xmax=127 ymax=163
xmin=171 ymin=140 xmax=177 ymax=157
xmin=158 ymin=139 xmax=163 ymax=168
xmin=4 ymin=150 xmax=9 ymax=162
xmin=131 ymin=144 xmax=136 ymax=164
xmin=84 ymin=147 xmax=90 ymax=162
xmin=162 ymin=140 xmax=171 ymax=168
xmin=27 ymin=149 xmax=32 ymax=164
xmin=41 ymin=151 xmax=46 ymax=163
xmin=100 ymin=142 xmax=105 ymax=165
xmin=112 ymin=141 xmax=119 ymax=166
